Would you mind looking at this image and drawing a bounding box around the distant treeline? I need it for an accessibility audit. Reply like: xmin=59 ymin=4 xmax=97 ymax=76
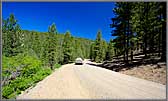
xmin=2 ymin=14 xmax=93 ymax=68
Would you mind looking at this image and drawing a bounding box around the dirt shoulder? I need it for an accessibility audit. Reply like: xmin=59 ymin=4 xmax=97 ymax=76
xmin=119 ymin=64 xmax=166 ymax=85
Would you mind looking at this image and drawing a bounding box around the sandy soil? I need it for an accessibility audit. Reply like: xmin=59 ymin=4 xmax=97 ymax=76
xmin=119 ymin=64 xmax=166 ymax=85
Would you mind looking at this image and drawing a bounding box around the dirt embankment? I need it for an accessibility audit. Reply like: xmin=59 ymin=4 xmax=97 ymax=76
xmin=119 ymin=64 xmax=166 ymax=85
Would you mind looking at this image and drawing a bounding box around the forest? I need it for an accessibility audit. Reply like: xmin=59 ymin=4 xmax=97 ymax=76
xmin=90 ymin=2 xmax=166 ymax=65
xmin=2 ymin=14 xmax=93 ymax=98
xmin=2 ymin=2 xmax=166 ymax=99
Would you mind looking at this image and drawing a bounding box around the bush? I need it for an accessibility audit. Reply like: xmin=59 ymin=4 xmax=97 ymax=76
xmin=2 ymin=85 xmax=14 ymax=99
xmin=54 ymin=63 xmax=61 ymax=69
xmin=32 ymin=68 xmax=51 ymax=83
xmin=2 ymin=68 xmax=52 ymax=99
xmin=2 ymin=54 xmax=53 ymax=99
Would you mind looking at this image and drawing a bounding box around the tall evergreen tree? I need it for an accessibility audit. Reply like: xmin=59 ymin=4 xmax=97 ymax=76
xmin=63 ymin=31 xmax=72 ymax=64
xmin=101 ymin=40 xmax=107 ymax=61
xmin=106 ymin=39 xmax=114 ymax=61
xmin=2 ymin=14 xmax=22 ymax=56
xmin=160 ymin=2 xmax=166 ymax=61
xmin=47 ymin=23 xmax=57 ymax=70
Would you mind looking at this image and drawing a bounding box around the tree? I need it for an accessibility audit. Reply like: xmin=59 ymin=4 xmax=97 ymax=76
xmin=2 ymin=14 xmax=22 ymax=56
xmin=47 ymin=23 xmax=57 ymax=70
xmin=90 ymin=42 xmax=95 ymax=61
xmin=111 ymin=2 xmax=133 ymax=63
xmin=160 ymin=2 xmax=166 ymax=61
xmin=94 ymin=30 xmax=101 ymax=62
xmin=63 ymin=31 xmax=72 ymax=64
xmin=101 ymin=40 xmax=107 ymax=61
xmin=106 ymin=39 xmax=114 ymax=61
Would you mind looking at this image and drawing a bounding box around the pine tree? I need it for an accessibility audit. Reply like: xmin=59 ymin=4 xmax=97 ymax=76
xmin=94 ymin=30 xmax=103 ymax=62
xmin=63 ymin=31 xmax=72 ymax=64
xmin=47 ymin=23 xmax=57 ymax=70
xmin=160 ymin=2 xmax=166 ymax=61
xmin=90 ymin=42 xmax=95 ymax=61
xmin=111 ymin=2 xmax=133 ymax=63
xmin=106 ymin=39 xmax=114 ymax=61
xmin=101 ymin=40 xmax=107 ymax=61
xmin=2 ymin=14 xmax=22 ymax=56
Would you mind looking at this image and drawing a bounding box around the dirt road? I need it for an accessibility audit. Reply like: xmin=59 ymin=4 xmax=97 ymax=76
xmin=17 ymin=60 xmax=166 ymax=99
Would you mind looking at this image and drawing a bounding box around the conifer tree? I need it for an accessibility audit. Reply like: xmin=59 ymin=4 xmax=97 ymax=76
xmin=47 ymin=23 xmax=57 ymax=70
xmin=63 ymin=31 xmax=72 ymax=64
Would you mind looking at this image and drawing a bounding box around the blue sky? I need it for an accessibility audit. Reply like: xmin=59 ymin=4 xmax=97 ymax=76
xmin=2 ymin=2 xmax=116 ymax=42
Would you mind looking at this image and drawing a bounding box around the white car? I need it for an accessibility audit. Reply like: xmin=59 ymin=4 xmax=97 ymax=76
xmin=75 ymin=58 xmax=83 ymax=65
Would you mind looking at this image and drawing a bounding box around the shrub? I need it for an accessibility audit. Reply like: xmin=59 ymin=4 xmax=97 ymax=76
xmin=2 ymin=85 xmax=14 ymax=99
xmin=2 ymin=54 xmax=53 ymax=99
xmin=54 ymin=63 xmax=61 ymax=69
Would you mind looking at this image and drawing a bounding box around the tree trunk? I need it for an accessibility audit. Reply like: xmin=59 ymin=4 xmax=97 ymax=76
xmin=150 ymin=31 xmax=154 ymax=56
xmin=123 ymin=24 xmax=126 ymax=62
xmin=161 ymin=2 xmax=166 ymax=61
xmin=158 ymin=28 xmax=161 ymax=57
xmin=130 ymin=31 xmax=133 ymax=61
xmin=144 ymin=34 xmax=147 ymax=57
xmin=126 ymin=20 xmax=129 ymax=63
xmin=143 ymin=2 xmax=148 ymax=58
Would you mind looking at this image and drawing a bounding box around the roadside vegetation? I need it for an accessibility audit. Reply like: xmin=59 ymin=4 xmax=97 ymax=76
xmin=2 ymin=14 xmax=92 ymax=99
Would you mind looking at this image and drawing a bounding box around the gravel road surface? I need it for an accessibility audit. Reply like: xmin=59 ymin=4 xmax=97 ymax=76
xmin=17 ymin=60 xmax=166 ymax=99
